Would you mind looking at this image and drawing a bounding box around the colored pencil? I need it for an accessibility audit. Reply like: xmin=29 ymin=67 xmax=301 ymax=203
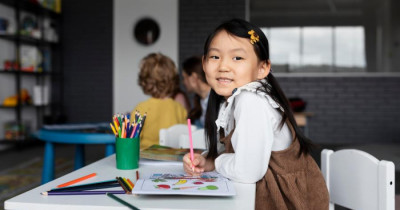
xmin=111 ymin=112 xmax=146 ymax=139
xmin=134 ymin=111 xmax=139 ymax=123
xmin=122 ymin=177 xmax=132 ymax=191
xmin=124 ymin=117 xmax=128 ymax=128
xmin=41 ymin=190 xmax=125 ymax=196
xmin=118 ymin=177 xmax=131 ymax=192
xmin=57 ymin=173 xmax=97 ymax=188
xmin=121 ymin=122 xmax=125 ymax=138
xmin=127 ymin=178 xmax=135 ymax=189
xmin=130 ymin=123 xmax=137 ymax=138
xmin=106 ymin=193 xmax=140 ymax=210
xmin=134 ymin=123 xmax=142 ymax=138
xmin=51 ymin=179 xmax=119 ymax=192
xmin=126 ymin=119 xmax=131 ymax=136
xmin=117 ymin=114 xmax=122 ymax=127
xmin=141 ymin=113 xmax=147 ymax=126
xmin=110 ymin=123 xmax=118 ymax=136
xmin=136 ymin=171 xmax=139 ymax=180
xmin=187 ymin=119 xmax=195 ymax=171
xmin=113 ymin=116 xmax=120 ymax=128
xmin=116 ymin=177 xmax=131 ymax=194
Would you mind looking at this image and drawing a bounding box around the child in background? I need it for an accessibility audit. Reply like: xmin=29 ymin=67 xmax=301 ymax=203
xmin=182 ymin=56 xmax=211 ymax=128
xmin=183 ymin=19 xmax=329 ymax=209
xmin=171 ymin=76 xmax=191 ymax=112
xmin=133 ymin=53 xmax=187 ymax=149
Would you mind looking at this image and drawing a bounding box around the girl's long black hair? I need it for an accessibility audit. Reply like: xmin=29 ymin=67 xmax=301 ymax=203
xmin=203 ymin=19 xmax=313 ymax=160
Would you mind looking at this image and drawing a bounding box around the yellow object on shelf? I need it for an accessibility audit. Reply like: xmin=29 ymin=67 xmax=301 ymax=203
xmin=2 ymin=89 xmax=32 ymax=106
xmin=3 ymin=96 xmax=17 ymax=107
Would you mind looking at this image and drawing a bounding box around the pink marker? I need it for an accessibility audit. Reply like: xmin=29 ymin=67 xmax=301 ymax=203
xmin=187 ymin=119 xmax=194 ymax=172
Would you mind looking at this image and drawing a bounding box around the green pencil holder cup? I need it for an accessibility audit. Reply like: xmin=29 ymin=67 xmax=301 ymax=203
xmin=116 ymin=137 xmax=140 ymax=170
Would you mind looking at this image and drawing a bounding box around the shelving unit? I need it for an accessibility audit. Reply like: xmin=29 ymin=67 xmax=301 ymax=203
xmin=0 ymin=0 xmax=62 ymax=143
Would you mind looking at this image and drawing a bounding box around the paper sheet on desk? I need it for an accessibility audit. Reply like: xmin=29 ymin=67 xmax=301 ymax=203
xmin=132 ymin=172 xmax=236 ymax=196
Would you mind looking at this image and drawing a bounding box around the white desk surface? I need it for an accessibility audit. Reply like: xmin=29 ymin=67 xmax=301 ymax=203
xmin=5 ymin=155 xmax=255 ymax=210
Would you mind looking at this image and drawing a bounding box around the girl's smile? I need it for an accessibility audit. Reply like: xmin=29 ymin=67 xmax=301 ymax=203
xmin=203 ymin=30 xmax=270 ymax=99
xmin=217 ymin=77 xmax=233 ymax=85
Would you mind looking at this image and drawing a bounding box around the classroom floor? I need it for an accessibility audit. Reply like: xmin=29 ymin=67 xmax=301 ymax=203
xmin=1 ymin=141 xmax=399 ymax=209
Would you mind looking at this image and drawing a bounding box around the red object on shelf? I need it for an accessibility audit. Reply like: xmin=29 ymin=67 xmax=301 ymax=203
xmin=4 ymin=60 xmax=21 ymax=71
xmin=4 ymin=60 xmax=11 ymax=70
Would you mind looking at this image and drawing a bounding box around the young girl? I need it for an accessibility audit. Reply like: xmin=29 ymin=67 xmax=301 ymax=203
xmin=183 ymin=19 xmax=329 ymax=209
xmin=182 ymin=56 xmax=211 ymax=127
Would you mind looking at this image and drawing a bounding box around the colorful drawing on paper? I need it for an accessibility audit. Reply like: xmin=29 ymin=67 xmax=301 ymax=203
xmin=152 ymin=178 xmax=167 ymax=183
xmin=133 ymin=172 xmax=234 ymax=196
xmin=198 ymin=185 xmax=218 ymax=190
xmin=172 ymin=186 xmax=197 ymax=190
xmin=133 ymin=172 xmax=236 ymax=196
xmin=173 ymin=179 xmax=187 ymax=185
xmin=155 ymin=184 xmax=170 ymax=189
xmin=154 ymin=181 xmax=218 ymax=191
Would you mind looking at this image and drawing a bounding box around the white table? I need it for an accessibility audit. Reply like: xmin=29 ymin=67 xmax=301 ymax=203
xmin=5 ymin=155 xmax=255 ymax=210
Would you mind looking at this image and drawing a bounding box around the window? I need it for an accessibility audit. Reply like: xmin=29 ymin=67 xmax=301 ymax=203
xmin=262 ymin=26 xmax=366 ymax=72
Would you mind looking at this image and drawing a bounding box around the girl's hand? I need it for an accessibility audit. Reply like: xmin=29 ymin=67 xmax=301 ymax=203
xmin=183 ymin=153 xmax=206 ymax=176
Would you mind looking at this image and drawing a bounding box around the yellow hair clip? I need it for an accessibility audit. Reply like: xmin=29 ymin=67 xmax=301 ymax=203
xmin=248 ymin=30 xmax=259 ymax=44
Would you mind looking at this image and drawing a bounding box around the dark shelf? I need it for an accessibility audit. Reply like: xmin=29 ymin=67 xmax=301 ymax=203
xmin=0 ymin=105 xmax=17 ymax=109
xmin=0 ymin=138 xmax=42 ymax=146
xmin=0 ymin=104 xmax=51 ymax=109
xmin=0 ymin=0 xmax=61 ymax=19
xmin=0 ymin=138 xmax=29 ymax=143
xmin=0 ymin=0 xmax=62 ymax=147
xmin=0 ymin=69 xmax=55 ymax=76
xmin=0 ymin=34 xmax=58 ymax=46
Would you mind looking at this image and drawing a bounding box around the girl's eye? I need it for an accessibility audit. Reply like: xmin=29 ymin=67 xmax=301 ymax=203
xmin=210 ymin=55 xmax=219 ymax=59
xmin=233 ymin=57 xmax=243 ymax=61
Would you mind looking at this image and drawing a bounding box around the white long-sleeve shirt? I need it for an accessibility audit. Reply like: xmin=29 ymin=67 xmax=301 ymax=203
xmin=214 ymin=80 xmax=292 ymax=184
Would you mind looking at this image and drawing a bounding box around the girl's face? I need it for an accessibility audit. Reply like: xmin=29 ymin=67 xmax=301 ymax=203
xmin=203 ymin=30 xmax=270 ymax=99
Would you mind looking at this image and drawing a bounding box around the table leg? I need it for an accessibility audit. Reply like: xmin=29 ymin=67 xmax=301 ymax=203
xmin=42 ymin=142 xmax=54 ymax=184
xmin=74 ymin=144 xmax=85 ymax=169
xmin=105 ymin=144 xmax=115 ymax=156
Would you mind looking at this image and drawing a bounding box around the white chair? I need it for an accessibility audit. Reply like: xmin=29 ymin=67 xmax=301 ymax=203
xmin=321 ymin=149 xmax=395 ymax=210
xmin=179 ymin=129 xmax=207 ymax=150
xmin=159 ymin=124 xmax=198 ymax=148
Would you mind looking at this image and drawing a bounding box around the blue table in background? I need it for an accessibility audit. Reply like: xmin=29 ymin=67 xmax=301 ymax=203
xmin=34 ymin=123 xmax=115 ymax=184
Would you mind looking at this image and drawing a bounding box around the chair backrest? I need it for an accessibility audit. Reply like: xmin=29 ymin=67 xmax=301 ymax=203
xmin=159 ymin=124 xmax=198 ymax=148
xmin=321 ymin=149 xmax=395 ymax=210
xmin=178 ymin=129 xmax=207 ymax=150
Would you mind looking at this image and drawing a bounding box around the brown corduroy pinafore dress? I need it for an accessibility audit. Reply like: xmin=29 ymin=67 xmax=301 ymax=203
xmin=219 ymin=129 xmax=329 ymax=210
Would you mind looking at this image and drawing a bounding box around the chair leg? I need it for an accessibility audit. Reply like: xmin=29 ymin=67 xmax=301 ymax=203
xmin=42 ymin=142 xmax=54 ymax=184
xmin=105 ymin=143 xmax=115 ymax=156
xmin=74 ymin=144 xmax=85 ymax=170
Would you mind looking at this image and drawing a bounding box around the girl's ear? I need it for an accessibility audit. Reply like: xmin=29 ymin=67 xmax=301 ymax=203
xmin=257 ymin=60 xmax=271 ymax=79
